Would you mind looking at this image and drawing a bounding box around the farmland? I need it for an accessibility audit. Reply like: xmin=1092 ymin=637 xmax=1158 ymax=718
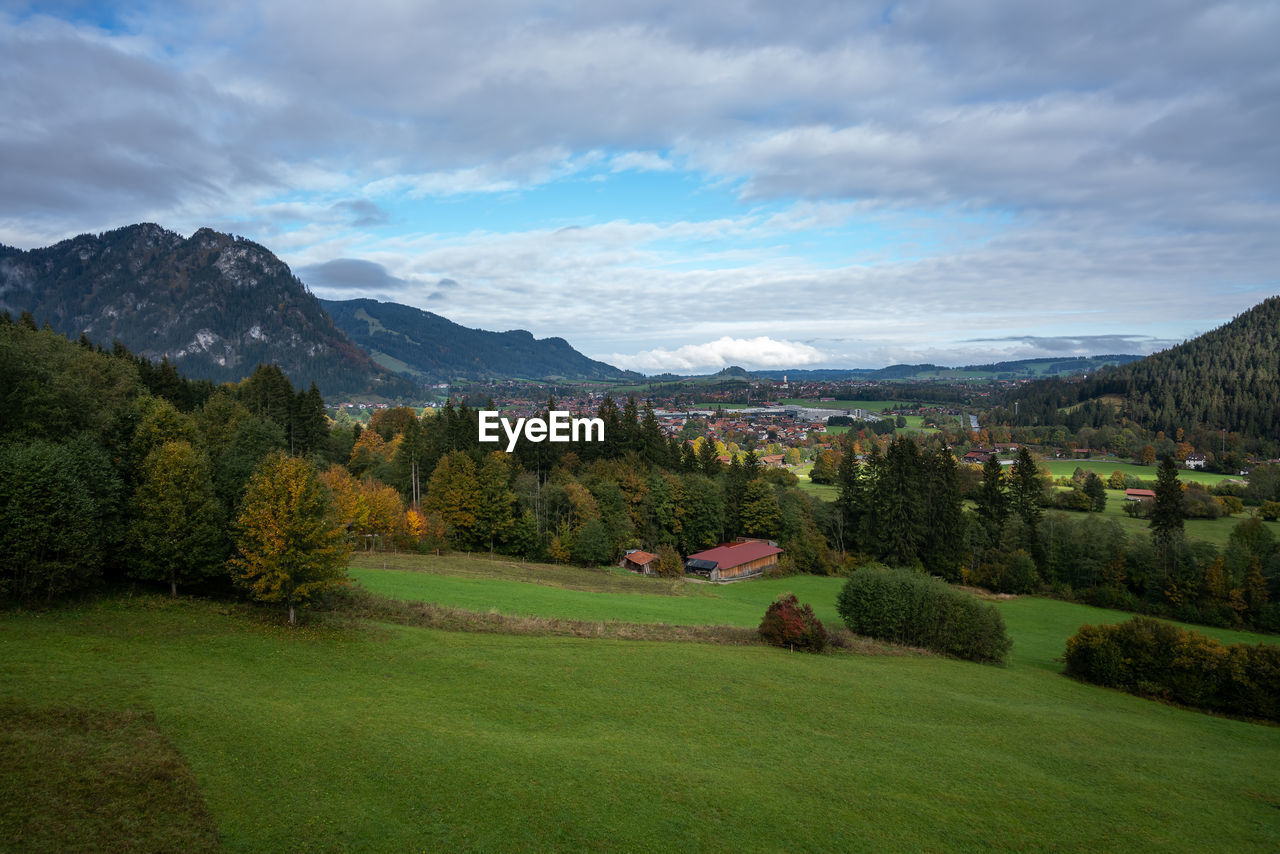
xmin=3 ymin=558 xmax=1278 ymax=852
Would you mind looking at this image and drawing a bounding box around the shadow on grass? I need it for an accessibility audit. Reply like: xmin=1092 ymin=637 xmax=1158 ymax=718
xmin=0 ymin=703 xmax=221 ymax=853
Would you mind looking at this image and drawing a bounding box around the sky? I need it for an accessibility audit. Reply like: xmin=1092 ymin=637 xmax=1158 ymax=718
xmin=2 ymin=1 xmax=1278 ymax=374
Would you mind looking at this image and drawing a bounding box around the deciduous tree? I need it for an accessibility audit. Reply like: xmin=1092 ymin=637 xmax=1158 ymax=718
xmin=231 ymin=453 xmax=349 ymax=624
xmin=129 ymin=440 xmax=225 ymax=597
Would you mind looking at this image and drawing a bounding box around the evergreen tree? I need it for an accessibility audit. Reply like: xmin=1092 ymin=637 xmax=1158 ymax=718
xmin=1009 ymin=448 xmax=1044 ymax=531
xmin=1009 ymin=447 xmax=1044 ymax=559
xmin=975 ymin=455 xmax=1008 ymax=528
xmin=921 ymin=447 xmax=965 ymax=580
xmin=1083 ymin=471 xmax=1107 ymax=512
xmin=1151 ymin=455 xmax=1185 ymax=567
xmin=698 ymin=435 xmax=720 ymax=477
xmin=875 ymin=436 xmax=925 ymax=567
xmin=640 ymin=399 xmax=666 ymax=465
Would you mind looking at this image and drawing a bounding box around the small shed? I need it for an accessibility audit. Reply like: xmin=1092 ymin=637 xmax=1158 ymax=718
xmin=685 ymin=539 xmax=782 ymax=582
xmin=1125 ymin=488 xmax=1156 ymax=502
xmin=620 ymin=550 xmax=659 ymax=575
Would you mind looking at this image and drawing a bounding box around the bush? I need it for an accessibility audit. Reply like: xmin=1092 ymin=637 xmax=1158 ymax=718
xmin=835 ymin=567 xmax=1012 ymax=664
xmin=1064 ymin=616 xmax=1280 ymax=721
xmin=758 ymin=593 xmax=828 ymax=653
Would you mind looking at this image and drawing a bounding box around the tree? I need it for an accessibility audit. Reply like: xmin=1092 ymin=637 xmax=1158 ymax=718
xmin=129 ymin=440 xmax=225 ymax=596
xmin=758 ymin=593 xmax=828 ymax=652
xmin=231 ymin=452 xmax=350 ymax=624
xmin=0 ymin=441 xmax=106 ymax=602
xmin=697 ymin=435 xmax=720 ymax=477
xmin=874 ymin=436 xmax=925 ymax=567
xmin=1150 ymin=455 xmax=1184 ymax=565
xmin=655 ymin=544 xmax=684 ymax=578
xmin=1083 ymin=472 xmax=1107 ymax=512
xmin=1008 ymin=448 xmax=1044 ymax=531
xmin=740 ymin=479 xmax=782 ymax=540
xmin=975 ymin=455 xmax=1008 ymax=528
xmin=424 ymin=451 xmax=482 ymax=548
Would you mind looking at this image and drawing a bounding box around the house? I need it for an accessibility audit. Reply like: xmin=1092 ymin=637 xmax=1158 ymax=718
xmin=759 ymin=453 xmax=785 ymax=468
xmin=1184 ymin=453 xmax=1207 ymax=470
xmin=963 ymin=450 xmax=994 ymax=464
xmin=1125 ymin=488 xmax=1156 ymax=502
xmin=685 ymin=539 xmax=782 ymax=582
xmin=620 ymin=550 xmax=660 ymax=575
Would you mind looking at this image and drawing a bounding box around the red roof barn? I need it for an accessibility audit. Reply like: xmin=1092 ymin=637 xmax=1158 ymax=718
xmin=685 ymin=539 xmax=782 ymax=582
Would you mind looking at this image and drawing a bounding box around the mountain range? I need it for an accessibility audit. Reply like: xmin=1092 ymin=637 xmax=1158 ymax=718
xmin=0 ymin=224 xmax=631 ymax=397
xmin=319 ymin=298 xmax=637 ymax=383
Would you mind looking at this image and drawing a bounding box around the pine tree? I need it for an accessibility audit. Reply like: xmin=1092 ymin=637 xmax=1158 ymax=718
xmin=976 ymin=455 xmax=1008 ymax=527
xmin=921 ymin=447 xmax=965 ymax=580
xmin=875 ymin=436 xmax=925 ymax=567
xmin=1151 ymin=455 xmax=1185 ymax=566
xmin=1083 ymin=471 xmax=1107 ymax=512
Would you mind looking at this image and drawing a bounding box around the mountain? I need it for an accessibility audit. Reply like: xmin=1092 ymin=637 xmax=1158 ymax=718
xmin=0 ymin=224 xmax=414 ymax=399
xmin=319 ymin=297 xmax=638 ymax=383
xmin=997 ymin=296 xmax=1280 ymax=441
xmin=747 ymin=356 xmax=1141 ymax=382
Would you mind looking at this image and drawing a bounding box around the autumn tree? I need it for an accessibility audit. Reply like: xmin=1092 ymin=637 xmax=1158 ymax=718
xmin=231 ymin=452 xmax=350 ymax=624
xmin=424 ymin=451 xmax=482 ymax=548
xmin=129 ymin=440 xmax=225 ymax=596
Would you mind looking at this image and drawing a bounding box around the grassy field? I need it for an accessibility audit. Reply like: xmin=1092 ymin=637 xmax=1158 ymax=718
xmin=778 ymin=398 xmax=912 ymax=411
xmin=2 ymin=565 xmax=1278 ymax=853
xmin=1043 ymin=483 xmax=1279 ymax=548
xmin=5 ymin=570 xmax=1280 ymax=853
xmin=1040 ymin=458 xmax=1244 ymax=487
xmin=793 ymin=461 xmax=840 ymax=501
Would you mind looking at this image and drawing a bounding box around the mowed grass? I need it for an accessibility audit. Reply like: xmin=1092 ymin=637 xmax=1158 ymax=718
xmin=349 ymin=552 xmax=850 ymax=628
xmin=2 ymin=585 xmax=1278 ymax=852
xmin=792 ymin=461 xmax=839 ymax=501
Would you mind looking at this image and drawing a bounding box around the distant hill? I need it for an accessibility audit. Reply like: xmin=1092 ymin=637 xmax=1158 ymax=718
xmin=320 ymin=298 xmax=638 ymax=383
xmin=741 ymin=356 xmax=1141 ymax=382
xmin=0 ymin=224 xmax=413 ymax=398
xmin=997 ymin=296 xmax=1280 ymax=441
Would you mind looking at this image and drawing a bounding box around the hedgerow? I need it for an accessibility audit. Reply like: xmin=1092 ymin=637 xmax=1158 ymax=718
xmin=835 ymin=567 xmax=1012 ymax=664
xmin=1063 ymin=616 xmax=1280 ymax=721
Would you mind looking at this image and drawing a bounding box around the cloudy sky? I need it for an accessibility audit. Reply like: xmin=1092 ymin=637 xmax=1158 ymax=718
xmin=3 ymin=1 xmax=1278 ymax=373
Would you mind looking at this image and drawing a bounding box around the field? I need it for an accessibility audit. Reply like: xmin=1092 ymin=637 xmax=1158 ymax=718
xmin=778 ymin=398 xmax=912 ymax=412
xmin=3 ymin=555 xmax=1278 ymax=852
xmin=1040 ymin=458 xmax=1244 ymax=488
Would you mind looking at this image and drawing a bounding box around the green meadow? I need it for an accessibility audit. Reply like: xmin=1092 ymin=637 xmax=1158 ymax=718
xmin=3 ymin=557 xmax=1278 ymax=852
xmin=1039 ymin=458 xmax=1244 ymax=487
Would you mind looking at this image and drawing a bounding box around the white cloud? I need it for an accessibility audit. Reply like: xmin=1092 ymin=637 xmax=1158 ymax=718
xmin=602 ymin=336 xmax=827 ymax=374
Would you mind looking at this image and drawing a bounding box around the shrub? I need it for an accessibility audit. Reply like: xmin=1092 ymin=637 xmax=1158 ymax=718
xmin=835 ymin=567 xmax=1012 ymax=664
xmin=1064 ymin=616 xmax=1280 ymax=721
xmin=758 ymin=593 xmax=829 ymax=653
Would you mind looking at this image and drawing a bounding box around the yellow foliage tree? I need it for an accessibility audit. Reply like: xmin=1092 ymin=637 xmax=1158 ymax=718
xmin=231 ymin=453 xmax=350 ymax=624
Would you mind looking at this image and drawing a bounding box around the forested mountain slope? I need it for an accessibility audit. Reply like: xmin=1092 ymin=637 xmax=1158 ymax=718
xmin=0 ymin=224 xmax=413 ymax=398
xmin=996 ymin=296 xmax=1280 ymax=441
xmin=320 ymin=297 xmax=637 ymax=382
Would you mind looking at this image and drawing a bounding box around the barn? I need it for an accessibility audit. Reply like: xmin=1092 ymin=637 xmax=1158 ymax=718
xmin=620 ymin=550 xmax=659 ymax=575
xmin=685 ymin=539 xmax=782 ymax=582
